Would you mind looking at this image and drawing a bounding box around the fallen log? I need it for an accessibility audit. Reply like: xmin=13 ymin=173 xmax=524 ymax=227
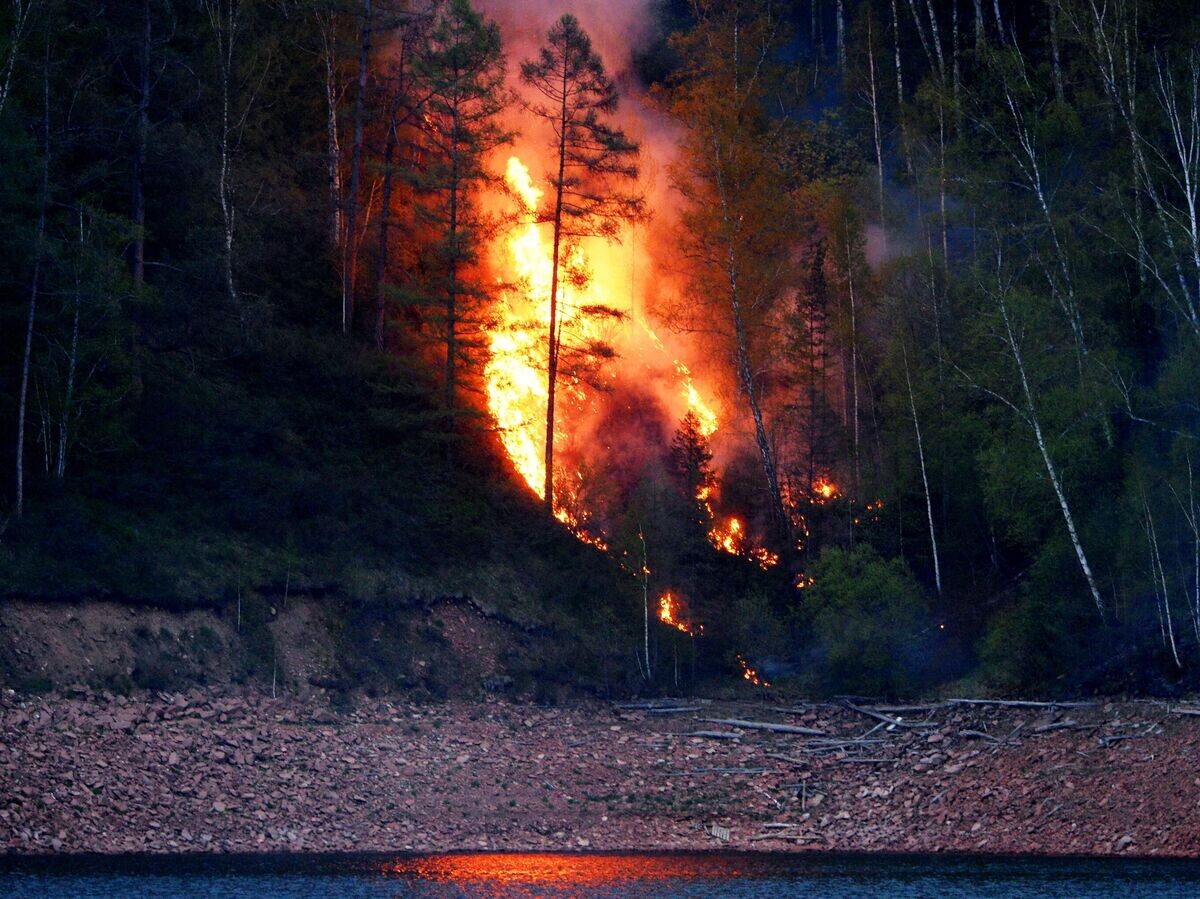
xmin=947 ymin=698 xmax=1097 ymax=709
xmin=1168 ymin=706 xmax=1200 ymax=717
xmin=843 ymin=702 xmax=935 ymax=729
xmin=665 ymin=767 xmax=767 ymax=776
xmin=614 ymin=699 xmax=693 ymax=709
xmin=1032 ymin=719 xmax=1079 ymax=734
xmin=700 ymin=718 xmax=825 ymax=736
xmin=748 ymin=831 xmax=816 ymax=842
xmin=959 ymin=729 xmax=1002 ymax=743
xmin=764 ymin=752 xmax=808 ymax=766
xmin=683 ymin=730 xmax=743 ymax=741
xmin=646 ymin=706 xmax=704 ymax=715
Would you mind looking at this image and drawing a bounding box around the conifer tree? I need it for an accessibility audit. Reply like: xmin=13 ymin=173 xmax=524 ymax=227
xmin=410 ymin=0 xmax=513 ymax=413
xmin=521 ymin=14 xmax=644 ymax=512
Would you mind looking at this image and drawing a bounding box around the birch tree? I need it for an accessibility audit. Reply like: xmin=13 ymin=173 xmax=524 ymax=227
xmin=15 ymin=32 xmax=49 ymax=518
xmin=203 ymin=0 xmax=265 ymax=316
xmin=962 ymin=251 xmax=1106 ymax=618
xmin=657 ymin=0 xmax=795 ymax=542
xmin=0 ymin=0 xmax=34 ymax=119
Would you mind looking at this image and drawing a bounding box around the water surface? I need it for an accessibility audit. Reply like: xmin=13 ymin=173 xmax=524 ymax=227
xmin=3 ymin=851 xmax=1200 ymax=897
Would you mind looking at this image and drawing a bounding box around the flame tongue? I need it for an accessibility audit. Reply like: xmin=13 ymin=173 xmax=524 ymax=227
xmin=485 ymin=158 xmax=552 ymax=501
xmin=658 ymin=591 xmax=700 ymax=636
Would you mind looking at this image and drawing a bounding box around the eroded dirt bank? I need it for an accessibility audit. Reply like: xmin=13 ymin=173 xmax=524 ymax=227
xmin=3 ymin=689 xmax=1199 ymax=856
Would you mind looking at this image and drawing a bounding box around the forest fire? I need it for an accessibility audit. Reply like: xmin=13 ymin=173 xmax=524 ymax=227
xmin=483 ymin=155 xmax=723 ymax=543
xmin=483 ymin=157 xmax=557 ymax=505
xmin=704 ymin=512 xmax=779 ymax=570
xmin=813 ymin=479 xmax=838 ymax=502
xmin=657 ymin=591 xmax=700 ymax=636
xmin=736 ymin=654 xmax=769 ymax=688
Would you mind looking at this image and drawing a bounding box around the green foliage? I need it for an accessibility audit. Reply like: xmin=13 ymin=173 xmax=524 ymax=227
xmin=800 ymin=546 xmax=934 ymax=698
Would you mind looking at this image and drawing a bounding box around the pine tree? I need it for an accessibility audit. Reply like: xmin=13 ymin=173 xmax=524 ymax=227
xmin=410 ymin=0 xmax=513 ymax=413
xmin=670 ymin=411 xmax=716 ymax=528
xmin=520 ymin=14 xmax=644 ymax=513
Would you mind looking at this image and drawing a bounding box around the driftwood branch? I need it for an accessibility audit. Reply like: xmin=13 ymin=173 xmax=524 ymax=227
xmin=700 ymin=718 xmax=825 ymax=735
xmin=843 ymin=701 xmax=935 ymax=729
xmin=947 ymin=698 xmax=1097 ymax=709
xmin=684 ymin=730 xmax=742 ymax=741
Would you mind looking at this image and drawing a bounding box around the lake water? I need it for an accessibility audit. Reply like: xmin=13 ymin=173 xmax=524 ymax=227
xmin=3 ymin=851 xmax=1200 ymax=897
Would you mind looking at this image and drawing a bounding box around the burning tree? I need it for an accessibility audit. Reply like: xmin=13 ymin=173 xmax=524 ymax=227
xmin=655 ymin=0 xmax=799 ymax=545
xmin=670 ymin=410 xmax=717 ymax=530
xmin=519 ymin=14 xmax=645 ymax=513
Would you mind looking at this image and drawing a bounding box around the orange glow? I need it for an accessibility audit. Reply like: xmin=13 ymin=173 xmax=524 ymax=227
xmin=641 ymin=324 xmax=720 ymax=438
xmin=813 ymin=478 xmax=838 ymax=502
xmin=382 ymin=853 xmax=757 ymax=886
xmin=483 ymin=156 xmax=719 ymax=551
xmin=706 ymin=514 xmax=778 ymax=570
xmin=658 ymin=591 xmax=701 ymax=636
xmin=737 ymin=653 xmax=769 ymax=687
xmin=484 ymin=157 xmax=555 ymax=502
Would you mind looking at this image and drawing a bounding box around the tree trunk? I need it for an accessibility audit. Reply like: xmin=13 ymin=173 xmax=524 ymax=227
xmin=342 ymin=0 xmax=371 ymax=335
xmin=996 ymin=280 xmax=1105 ymax=618
xmin=866 ymin=13 xmax=885 ymax=226
xmin=131 ymin=0 xmax=150 ymax=286
xmin=951 ymin=0 xmax=961 ymax=117
xmin=319 ymin=9 xmax=343 ymax=257
xmin=1049 ymin=0 xmax=1064 ymax=103
xmin=444 ymin=104 xmax=461 ymax=411
xmin=210 ymin=0 xmax=240 ymax=314
xmin=1144 ymin=494 xmax=1182 ymax=667
xmin=730 ymin=254 xmax=788 ymax=542
xmin=845 ymin=235 xmax=860 ymax=500
xmin=836 ymin=0 xmax=845 ymax=73
xmin=903 ymin=344 xmax=941 ymax=595
xmin=0 ymin=0 xmax=32 ymax=119
xmin=17 ymin=41 xmax=50 ymax=518
xmin=543 ymin=59 xmax=570 ymax=513
xmin=58 ymin=217 xmax=82 ymax=481
xmin=890 ymin=0 xmax=914 ymax=178
xmin=373 ymin=110 xmax=397 ymax=351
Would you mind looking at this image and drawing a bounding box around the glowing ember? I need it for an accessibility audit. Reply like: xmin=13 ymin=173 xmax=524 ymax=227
xmin=706 ymin=514 xmax=778 ymax=569
xmin=813 ymin=479 xmax=838 ymax=502
xmin=737 ymin=654 xmax=769 ymax=687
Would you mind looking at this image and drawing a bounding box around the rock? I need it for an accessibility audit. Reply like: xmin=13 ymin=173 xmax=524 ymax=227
xmin=1116 ymin=835 xmax=1134 ymax=851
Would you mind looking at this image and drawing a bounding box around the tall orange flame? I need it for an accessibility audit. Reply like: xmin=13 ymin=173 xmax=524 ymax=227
xmin=484 ymin=156 xmax=720 ymax=540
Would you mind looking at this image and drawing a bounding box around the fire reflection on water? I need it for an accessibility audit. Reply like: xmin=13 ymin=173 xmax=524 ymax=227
xmin=381 ymin=852 xmax=755 ymax=889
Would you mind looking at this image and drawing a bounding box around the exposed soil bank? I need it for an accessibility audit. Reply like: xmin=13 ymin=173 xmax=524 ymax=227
xmin=3 ymin=689 xmax=1200 ymax=856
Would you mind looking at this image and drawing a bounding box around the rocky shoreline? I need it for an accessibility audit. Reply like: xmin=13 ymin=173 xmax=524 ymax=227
xmin=3 ymin=688 xmax=1199 ymax=856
